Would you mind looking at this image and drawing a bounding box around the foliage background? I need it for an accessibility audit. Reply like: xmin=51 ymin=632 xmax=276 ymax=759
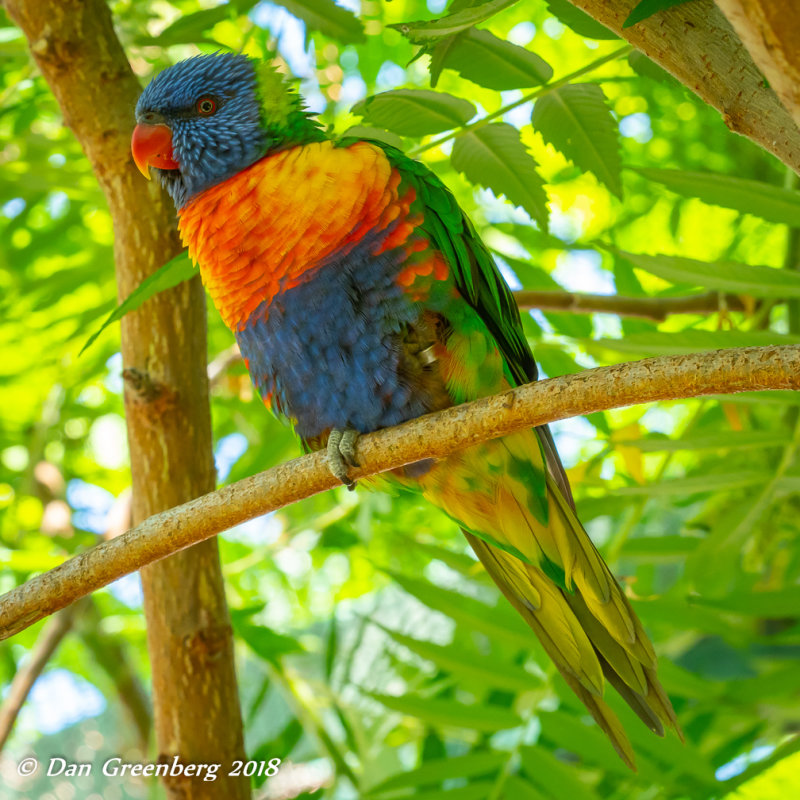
xmin=2 ymin=0 xmax=800 ymax=798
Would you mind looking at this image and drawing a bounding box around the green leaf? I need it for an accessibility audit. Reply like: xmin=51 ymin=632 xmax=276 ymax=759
xmin=609 ymin=471 xmax=768 ymax=496
xmin=384 ymin=569 xmax=533 ymax=648
xmin=353 ymin=89 xmax=476 ymax=137
xmin=538 ymin=710 xmax=632 ymax=775
xmin=274 ymin=0 xmax=365 ymax=43
xmin=368 ymin=692 xmax=521 ymax=732
xmin=520 ymin=745 xmax=600 ymax=800
xmin=136 ymin=0 xmax=258 ymax=45
xmin=502 ymin=777 xmax=549 ymax=800
xmin=411 ymin=540 xmax=489 ymax=580
xmin=367 ymin=751 xmax=507 ymax=795
xmin=627 ymin=51 xmax=678 ymax=84
xmin=378 ymin=784 xmax=497 ymax=800
xmin=139 ymin=6 xmax=240 ymax=45
xmin=340 ymin=125 xmax=403 ymax=149
xmin=690 ymin=588 xmax=800 ymax=617
xmin=591 ymin=329 xmax=800 ymax=355
xmin=532 ymin=83 xmax=622 ymax=197
xmin=435 ymin=29 xmax=553 ymax=90
xmin=377 ymin=624 xmax=540 ymax=692
xmin=719 ymin=391 xmax=800 ymax=406
xmin=619 ymin=535 xmax=701 ymax=560
xmin=632 ymin=168 xmax=800 ymax=227
xmin=391 ymin=0 xmax=520 ymax=43
xmin=79 ymin=251 xmax=196 ymax=355
xmin=722 ymin=741 xmax=800 ymax=798
xmin=451 ymin=122 xmax=549 ymax=228
xmin=545 ymin=0 xmax=619 ymax=39
xmin=238 ymin=624 xmax=304 ymax=665
xmin=627 ymin=431 xmax=789 ymax=452
xmin=624 ymin=0 xmax=694 ymax=28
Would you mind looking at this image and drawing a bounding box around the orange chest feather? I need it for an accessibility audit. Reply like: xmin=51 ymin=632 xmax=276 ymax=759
xmin=178 ymin=140 xmax=418 ymax=330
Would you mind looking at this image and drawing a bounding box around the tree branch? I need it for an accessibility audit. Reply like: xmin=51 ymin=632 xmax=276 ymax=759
xmin=0 ymin=601 xmax=83 ymax=751
xmin=715 ymin=0 xmax=800 ymax=131
xmin=566 ymin=0 xmax=800 ymax=173
xmin=1 ymin=345 xmax=798 ymax=642
xmin=514 ymin=290 xmax=749 ymax=320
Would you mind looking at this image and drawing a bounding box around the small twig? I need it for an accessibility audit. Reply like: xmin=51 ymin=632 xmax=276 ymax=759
xmin=514 ymin=290 xmax=749 ymax=321
xmin=0 ymin=600 xmax=84 ymax=751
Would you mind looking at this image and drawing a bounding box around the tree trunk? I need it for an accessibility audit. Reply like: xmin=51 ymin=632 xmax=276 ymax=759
xmin=2 ymin=1 xmax=250 ymax=797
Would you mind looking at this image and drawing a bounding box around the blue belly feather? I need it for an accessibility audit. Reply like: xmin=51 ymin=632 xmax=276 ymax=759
xmin=236 ymin=240 xmax=429 ymax=439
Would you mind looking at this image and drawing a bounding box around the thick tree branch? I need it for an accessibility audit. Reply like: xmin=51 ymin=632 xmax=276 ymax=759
xmin=1 ymin=345 xmax=798 ymax=642
xmin=514 ymin=290 xmax=748 ymax=320
xmin=566 ymin=0 xmax=800 ymax=173
xmin=715 ymin=0 xmax=800 ymax=131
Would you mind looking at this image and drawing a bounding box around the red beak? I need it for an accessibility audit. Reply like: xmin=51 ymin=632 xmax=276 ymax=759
xmin=131 ymin=123 xmax=180 ymax=179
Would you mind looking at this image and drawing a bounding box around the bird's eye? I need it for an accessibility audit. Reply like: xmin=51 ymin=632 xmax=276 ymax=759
xmin=196 ymin=97 xmax=216 ymax=115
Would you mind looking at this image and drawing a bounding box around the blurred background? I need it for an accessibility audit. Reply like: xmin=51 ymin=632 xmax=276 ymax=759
xmin=1 ymin=0 xmax=800 ymax=798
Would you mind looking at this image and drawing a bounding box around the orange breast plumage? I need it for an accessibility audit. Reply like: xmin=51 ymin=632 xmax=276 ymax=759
xmin=178 ymin=139 xmax=418 ymax=330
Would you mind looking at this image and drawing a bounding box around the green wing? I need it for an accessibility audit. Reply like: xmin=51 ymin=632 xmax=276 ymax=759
xmin=381 ymin=145 xmax=538 ymax=388
xmin=380 ymin=145 xmax=575 ymax=504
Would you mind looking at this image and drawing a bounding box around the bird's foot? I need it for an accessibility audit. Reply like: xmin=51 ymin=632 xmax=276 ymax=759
xmin=327 ymin=427 xmax=360 ymax=490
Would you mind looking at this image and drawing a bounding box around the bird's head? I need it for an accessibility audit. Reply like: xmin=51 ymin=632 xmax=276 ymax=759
xmin=132 ymin=53 xmax=322 ymax=208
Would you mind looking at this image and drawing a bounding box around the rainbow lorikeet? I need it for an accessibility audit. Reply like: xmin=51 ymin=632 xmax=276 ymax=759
xmin=132 ymin=53 xmax=679 ymax=766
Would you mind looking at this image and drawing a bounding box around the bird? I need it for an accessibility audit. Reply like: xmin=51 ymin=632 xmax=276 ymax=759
xmin=131 ymin=52 xmax=680 ymax=767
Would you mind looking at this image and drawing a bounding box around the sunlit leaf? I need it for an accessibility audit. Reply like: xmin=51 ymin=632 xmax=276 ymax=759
xmin=722 ymin=743 xmax=800 ymax=799
xmin=609 ymin=471 xmax=767 ymax=496
xmin=275 ymin=0 xmax=365 ymax=43
xmin=377 ymin=623 xmax=540 ymax=692
xmin=340 ymin=125 xmax=403 ymax=149
xmin=520 ymin=745 xmax=600 ymax=800
xmin=368 ymin=692 xmax=521 ymax=731
xmin=434 ymin=29 xmax=553 ymax=90
xmin=238 ymin=624 xmax=304 ymax=665
xmin=628 ymin=51 xmax=679 ymax=84
xmin=367 ymin=750 xmax=506 ymax=795
xmin=384 ymin=569 xmax=533 ymax=648
xmin=545 ymin=0 xmax=619 ymax=39
xmin=690 ymin=588 xmax=800 ymax=617
xmin=626 ymin=431 xmax=789 ymax=452
xmin=538 ymin=710 xmax=632 ymax=775
xmin=79 ymin=251 xmax=196 ymax=355
xmin=391 ymin=0 xmax=520 ymax=43
xmin=624 ymin=0 xmax=694 ymax=27
xmin=532 ymin=83 xmax=622 ymax=197
xmin=632 ymin=168 xmax=800 ymax=227
xmin=451 ymin=122 xmax=549 ymax=228
xmin=619 ymin=535 xmax=701 ymax=560
xmin=592 ymin=329 xmax=800 ymax=355
xmin=137 ymin=2 xmax=255 ymax=45
xmin=353 ymin=89 xmax=476 ymax=136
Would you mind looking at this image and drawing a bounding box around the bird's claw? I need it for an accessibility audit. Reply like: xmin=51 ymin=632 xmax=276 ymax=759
xmin=327 ymin=428 xmax=360 ymax=490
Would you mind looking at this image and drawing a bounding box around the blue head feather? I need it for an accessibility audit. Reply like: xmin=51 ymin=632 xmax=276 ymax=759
xmin=136 ymin=53 xmax=320 ymax=208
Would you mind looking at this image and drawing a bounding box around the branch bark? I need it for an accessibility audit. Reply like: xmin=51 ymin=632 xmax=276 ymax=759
xmin=566 ymin=0 xmax=800 ymax=173
xmin=2 ymin=1 xmax=248 ymax=796
xmin=1 ymin=344 xmax=798 ymax=642
xmin=514 ymin=290 xmax=748 ymax=320
xmin=715 ymin=0 xmax=800 ymax=131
